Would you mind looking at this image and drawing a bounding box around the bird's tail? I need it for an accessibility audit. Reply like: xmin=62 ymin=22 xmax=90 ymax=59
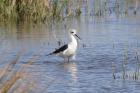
xmin=46 ymin=53 xmax=53 ymax=56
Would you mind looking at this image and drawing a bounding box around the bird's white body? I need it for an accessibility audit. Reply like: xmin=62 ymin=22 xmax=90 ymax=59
xmin=58 ymin=34 xmax=78 ymax=59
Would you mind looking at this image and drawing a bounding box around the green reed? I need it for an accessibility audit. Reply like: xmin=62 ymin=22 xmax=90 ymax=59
xmin=0 ymin=0 xmax=83 ymax=23
xmin=0 ymin=0 xmax=139 ymax=23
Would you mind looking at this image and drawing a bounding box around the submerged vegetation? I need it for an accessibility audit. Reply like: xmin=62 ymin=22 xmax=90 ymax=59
xmin=0 ymin=0 xmax=139 ymax=23
xmin=0 ymin=40 xmax=54 ymax=92
xmin=112 ymin=44 xmax=140 ymax=80
xmin=0 ymin=54 xmax=34 ymax=93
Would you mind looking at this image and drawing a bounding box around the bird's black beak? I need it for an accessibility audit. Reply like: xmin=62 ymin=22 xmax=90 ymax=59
xmin=75 ymin=34 xmax=81 ymax=40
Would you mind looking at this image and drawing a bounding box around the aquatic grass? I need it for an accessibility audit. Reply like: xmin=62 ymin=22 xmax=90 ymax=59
xmin=0 ymin=54 xmax=22 ymax=93
xmin=0 ymin=0 xmax=139 ymax=23
xmin=111 ymin=62 xmax=116 ymax=79
xmin=93 ymin=0 xmax=140 ymax=17
xmin=0 ymin=0 xmax=50 ymax=22
xmin=133 ymin=49 xmax=140 ymax=80
xmin=0 ymin=54 xmax=20 ymax=81
xmin=122 ymin=45 xmax=129 ymax=80
xmin=121 ymin=47 xmax=140 ymax=80
xmin=0 ymin=0 xmax=82 ymax=23
xmin=111 ymin=42 xmax=116 ymax=79
xmin=112 ymin=43 xmax=140 ymax=80
xmin=0 ymin=50 xmax=38 ymax=93
xmin=0 ymin=71 xmax=22 ymax=93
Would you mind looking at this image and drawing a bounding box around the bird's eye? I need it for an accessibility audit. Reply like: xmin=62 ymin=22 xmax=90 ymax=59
xmin=71 ymin=32 xmax=74 ymax=33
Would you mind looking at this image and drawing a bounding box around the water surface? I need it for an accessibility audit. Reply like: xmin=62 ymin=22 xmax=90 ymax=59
xmin=1 ymin=2 xmax=140 ymax=93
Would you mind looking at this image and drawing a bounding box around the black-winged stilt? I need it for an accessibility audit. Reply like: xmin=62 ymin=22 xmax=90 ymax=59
xmin=47 ymin=29 xmax=81 ymax=62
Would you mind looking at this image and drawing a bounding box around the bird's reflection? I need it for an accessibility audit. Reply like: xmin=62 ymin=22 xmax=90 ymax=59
xmin=61 ymin=62 xmax=78 ymax=82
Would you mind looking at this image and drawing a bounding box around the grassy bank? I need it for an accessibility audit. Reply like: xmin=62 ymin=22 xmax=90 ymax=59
xmin=0 ymin=0 xmax=82 ymax=23
xmin=0 ymin=0 xmax=55 ymax=23
xmin=0 ymin=0 xmax=139 ymax=23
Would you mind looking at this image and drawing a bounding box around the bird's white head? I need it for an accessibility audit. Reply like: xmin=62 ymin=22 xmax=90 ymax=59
xmin=70 ymin=29 xmax=77 ymax=35
xmin=69 ymin=29 xmax=81 ymax=40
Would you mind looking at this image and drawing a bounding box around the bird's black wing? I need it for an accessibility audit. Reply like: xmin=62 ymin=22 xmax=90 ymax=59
xmin=47 ymin=44 xmax=68 ymax=56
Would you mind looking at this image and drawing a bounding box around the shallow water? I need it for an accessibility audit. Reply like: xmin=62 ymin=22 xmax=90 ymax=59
xmin=1 ymin=15 xmax=140 ymax=93
xmin=1 ymin=0 xmax=140 ymax=92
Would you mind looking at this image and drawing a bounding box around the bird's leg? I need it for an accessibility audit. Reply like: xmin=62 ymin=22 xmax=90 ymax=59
xmin=68 ymin=57 xmax=70 ymax=62
xmin=64 ymin=58 xmax=66 ymax=63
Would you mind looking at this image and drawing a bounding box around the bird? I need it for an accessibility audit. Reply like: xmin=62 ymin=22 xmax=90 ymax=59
xmin=47 ymin=29 xmax=81 ymax=62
